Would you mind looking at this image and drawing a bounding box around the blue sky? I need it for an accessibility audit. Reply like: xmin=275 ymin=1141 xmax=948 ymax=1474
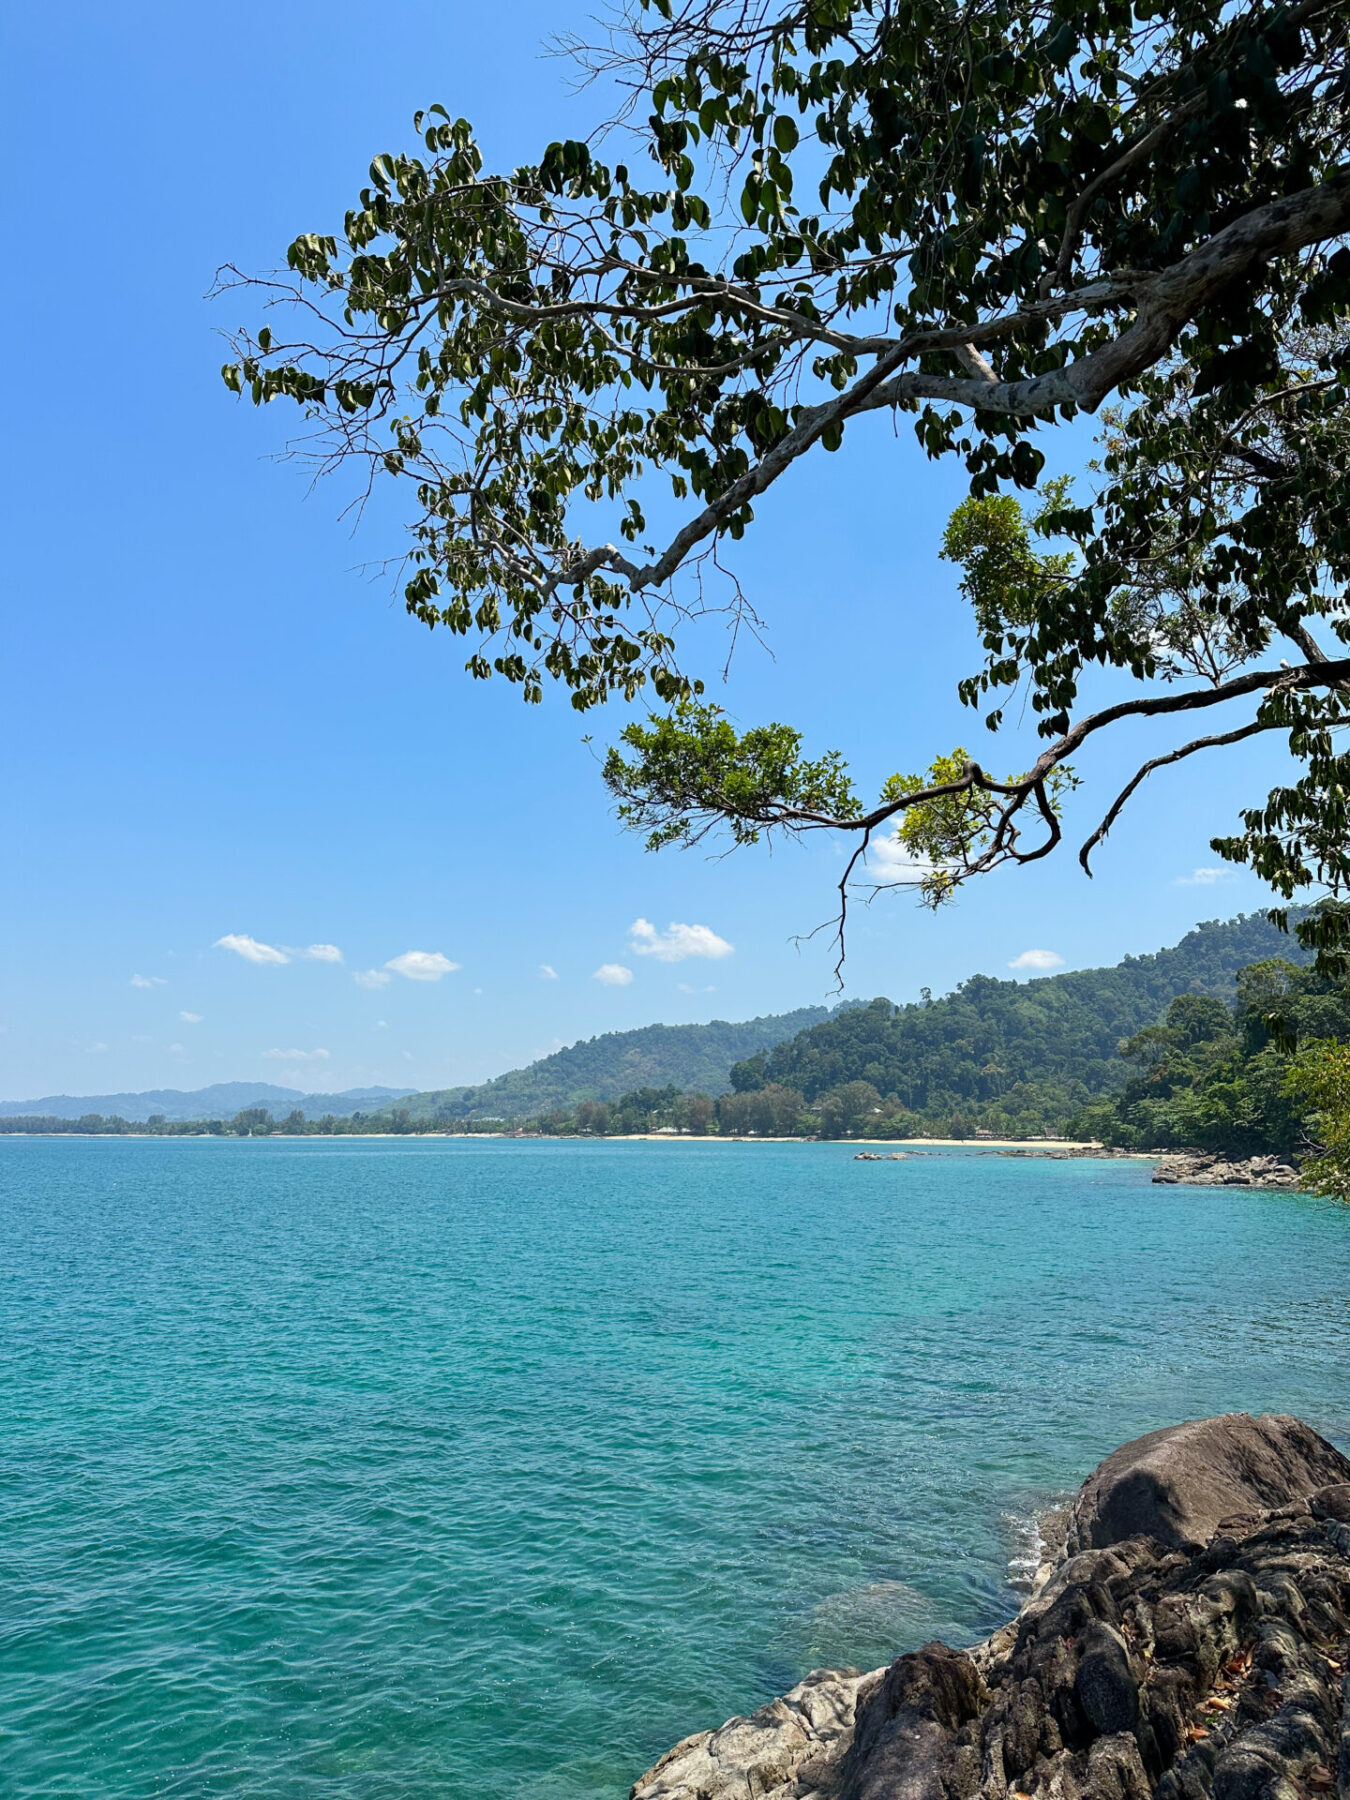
xmin=0 ymin=0 xmax=1292 ymax=1101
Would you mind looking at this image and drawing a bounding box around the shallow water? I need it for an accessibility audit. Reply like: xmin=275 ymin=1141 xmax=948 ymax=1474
xmin=2 ymin=1137 xmax=1347 ymax=1799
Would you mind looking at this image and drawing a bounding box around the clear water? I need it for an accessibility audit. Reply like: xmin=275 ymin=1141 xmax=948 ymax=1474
xmin=2 ymin=1138 xmax=1347 ymax=1800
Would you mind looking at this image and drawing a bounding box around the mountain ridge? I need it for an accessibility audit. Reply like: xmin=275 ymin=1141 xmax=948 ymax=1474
xmin=395 ymin=1005 xmax=843 ymax=1120
xmin=0 ymin=1082 xmax=416 ymax=1123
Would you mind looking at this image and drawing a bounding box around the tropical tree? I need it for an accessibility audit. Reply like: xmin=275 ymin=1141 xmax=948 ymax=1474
xmin=222 ymin=0 xmax=1350 ymax=963
xmin=1285 ymin=1038 xmax=1350 ymax=1199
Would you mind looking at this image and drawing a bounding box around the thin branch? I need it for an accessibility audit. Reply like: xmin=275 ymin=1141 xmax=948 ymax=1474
xmin=1078 ymin=719 xmax=1274 ymax=873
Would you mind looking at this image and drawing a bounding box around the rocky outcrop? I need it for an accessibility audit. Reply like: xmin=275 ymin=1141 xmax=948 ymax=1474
xmin=1152 ymin=1155 xmax=1302 ymax=1190
xmin=631 ymin=1415 xmax=1350 ymax=1800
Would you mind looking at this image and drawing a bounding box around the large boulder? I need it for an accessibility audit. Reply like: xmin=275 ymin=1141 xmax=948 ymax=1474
xmin=1067 ymin=1412 xmax=1350 ymax=1554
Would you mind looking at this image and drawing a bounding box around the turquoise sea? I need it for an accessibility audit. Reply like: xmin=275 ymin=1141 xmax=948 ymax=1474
xmin=2 ymin=1137 xmax=1348 ymax=1799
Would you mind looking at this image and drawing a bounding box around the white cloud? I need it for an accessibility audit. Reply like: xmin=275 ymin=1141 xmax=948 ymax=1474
xmin=215 ymin=933 xmax=290 ymax=966
xmin=539 ymin=963 xmax=559 ymax=980
xmin=354 ymin=969 xmax=391 ymax=989
xmin=1009 ymin=948 xmax=1066 ymax=972
xmin=678 ymin=982 xmax=716 ymax=994
xmin=179 ymin=1011 xmax=203 ymax=1024
xmin=375 ymin=1019 xmax=388 ymax=1029
xmin=385 ymin=950 xmax=460 ymax=982
xmin=628 ymin=918 xmax=734 ymax=962
xmin=262 ymin=1047 xmax=331 ymax=1062
xmin=168 ymin=1042 xmax=185 ymax=1055
xmin=298 ymin=943 xmax=343 ymax=963
xmin=88 ymin=1041 xmax=108 ymax=1053
xmin=594 ymin=963 xmax=634 ymax=986
xmin=862 ymin=835 xmax=946 ymax=887
xmin=130 ymin=974 xmax=166 ymax=989
xmin=1175 ymin=867 xmax=1235 ymax=886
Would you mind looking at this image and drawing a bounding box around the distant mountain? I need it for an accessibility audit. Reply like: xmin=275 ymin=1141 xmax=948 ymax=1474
xmin=0 ymin=1083 xmax=416 ymax=1123
xmin=397 ymin=1006 xmax=842 ymax=1120
xmin=729 ymin=913 xmax=1309 ymax=1133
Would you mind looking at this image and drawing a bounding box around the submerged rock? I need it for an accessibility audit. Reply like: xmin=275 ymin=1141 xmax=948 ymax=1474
xmin=630 ymin=1414 xmax=1350 ymax=1800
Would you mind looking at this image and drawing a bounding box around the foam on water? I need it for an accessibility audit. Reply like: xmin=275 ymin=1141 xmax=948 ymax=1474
xmin=1 ymin=1137 xmax=1347 ymax=1799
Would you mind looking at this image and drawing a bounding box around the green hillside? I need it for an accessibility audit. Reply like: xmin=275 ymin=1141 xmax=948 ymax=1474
xmin=728 ymin=914 xmax=1308 ymax=1136
xmin=399 ymin=1006 xmax=837 ymax=1121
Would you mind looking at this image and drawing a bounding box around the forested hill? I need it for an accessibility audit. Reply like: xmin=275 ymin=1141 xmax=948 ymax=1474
xmin=399 ymin=1006 xmax=837 ymax=1121
xmin=730 ymin=914 xmax=1307 ymax=1135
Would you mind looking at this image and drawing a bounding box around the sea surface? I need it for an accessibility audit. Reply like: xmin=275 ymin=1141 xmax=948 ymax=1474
xmin=2 ymin=1137 xmax=1348 ymax=1799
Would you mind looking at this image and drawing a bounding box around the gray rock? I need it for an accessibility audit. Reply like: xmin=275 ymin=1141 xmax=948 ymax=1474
xmin=1151 ymin=1154 xmax=1301 ymax=1190
xmin=1067 ymin=1413 xmax=1350 ymax=1554
xmin=630 ymin=1666 xmax=877 ymax=1800
xmin=835 ymin=1642 xmax=984 ymax=1800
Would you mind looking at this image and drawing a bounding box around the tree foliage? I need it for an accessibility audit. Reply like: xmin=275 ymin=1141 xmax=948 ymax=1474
xmin=1285 ymin=1037 xmax=1350 ymax=1198
xmin=1071 ymin=947 xmax=1350 ymax=1152
xmin=223 ymin=0 xmax=1350 ymax=953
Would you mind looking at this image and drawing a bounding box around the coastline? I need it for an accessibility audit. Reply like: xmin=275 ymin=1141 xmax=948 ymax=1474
xmin=0 ymin=1129 xmax=1132 ymax=1150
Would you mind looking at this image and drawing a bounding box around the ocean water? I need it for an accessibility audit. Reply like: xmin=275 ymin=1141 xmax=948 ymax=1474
xmin=2 ymin=1138 xmax=1347 ymax=1800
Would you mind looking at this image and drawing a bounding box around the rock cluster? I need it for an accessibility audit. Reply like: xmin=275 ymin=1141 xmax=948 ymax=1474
xmin=1152 ymin=1155 xmax=1302 ymax=1190
xmin=631 ymin=1413 xmax=1350 ymax=1800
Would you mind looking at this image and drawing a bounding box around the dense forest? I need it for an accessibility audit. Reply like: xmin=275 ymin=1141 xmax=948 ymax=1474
xmin=727 ymin=915 xmax=1303 ymax=1137
xmin=1069 ymin=959 xmax=1350 ymax=1158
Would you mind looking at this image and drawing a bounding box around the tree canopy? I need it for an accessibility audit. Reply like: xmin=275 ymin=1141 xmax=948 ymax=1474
xmin=223 ymin=0 xmax=1350 ymax=962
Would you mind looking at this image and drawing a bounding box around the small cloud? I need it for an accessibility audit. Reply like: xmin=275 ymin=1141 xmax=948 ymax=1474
xmin=385 ymin=950 xmax=460 ymax=982
xmin=179 ymin=1011 xmax=203 ymax=1024
xmin=1009 ymin=948 xmax=1065 ymax=972
xmin=677 ymin=982 xmax=716 ymax=994
xmin=130 ymin=974 xmax=166 ymax=989
xmin=629 ymin=918 xmax=733 ymax=962
xmin=862 ymin=836 xmax=945 ymax=887
xmin=1175 ymin=867 xmax=1235 ymax=887
xmin=215 ymin=933 xmax=290 ymax=966
xmin=594 ymin=963 xmax=634 ymax=987
xmin=298 ymin=943 xmax=343 ymax=963
xmin=354 ymin=968 xmax=391 ymax=989
xmin=473 ymin=987 xmax=483 ymax=995
xmin=262 ymin=1046 xmax=331 ymax=1062
xmin=88 ymin=1041 xmax=108 ymax=1053
xmin=168 ymin=1042 xmax=185 ymax=1055
xmin=539 ymin=963 xmax=559 ymax=980
xmin=375 ymin=1019 xmax=388 ymax=1029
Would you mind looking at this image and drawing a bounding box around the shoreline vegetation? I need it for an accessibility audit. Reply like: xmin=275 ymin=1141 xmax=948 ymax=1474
xmin=0 ymin=1129 xmax=1113 ymax=1148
